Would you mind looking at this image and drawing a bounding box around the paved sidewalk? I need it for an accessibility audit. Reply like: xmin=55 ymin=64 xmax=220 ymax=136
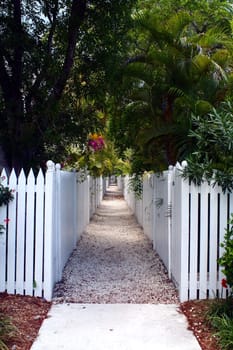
xmin=31 ymin=303 xmax=201 ymax=350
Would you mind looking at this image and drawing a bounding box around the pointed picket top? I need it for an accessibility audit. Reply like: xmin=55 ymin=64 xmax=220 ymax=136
xmin=18 ymin=168 xmax=26 ymax=188
xmin=27 ymin=168 xmax=35 ymax=186
xmin=0 ymin=168 xmax=8 ymax=186
xmin=175 ymin=161 xmax=182 ymax=170
xmin=9 ymin=168 xmax=17 ymax=185
xmin=36 ymin=168 xmax=45 ymax=185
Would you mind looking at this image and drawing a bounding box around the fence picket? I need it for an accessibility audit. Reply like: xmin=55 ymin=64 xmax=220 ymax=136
xmin=199 ymin=184 xmax=209 ymax=299
xmin=7 ymin=170 xmax=17 ymax=293
xmin=25 ymin=169 xmax=36 ymax=296
xmin=218 ymin=192 xmax=228 ymax=298
xmin=16 ymin=170 xmax=26 ymax=294
xmin=189 ymin=182 xmax=199 ymax=300
xmin=0 ymin=169 xmax=8 ymax=292
xmin=208 ymin=183 xmax=218 ymax=298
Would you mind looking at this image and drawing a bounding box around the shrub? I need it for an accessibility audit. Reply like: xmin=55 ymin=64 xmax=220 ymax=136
xmin=218 ymin=214 xmax=233 ymax=291
xmin=128 ymin=174 xmax=143 ymax=199
xmin=0 ymin=313 xmax=17 ymax=350
xmin=183 ymin=102 xmax=233 ymax=193
xmin=207 ymin=312 xmax=233 ymax=350
xmin=206 ymin=215 xmax=233 ymax=350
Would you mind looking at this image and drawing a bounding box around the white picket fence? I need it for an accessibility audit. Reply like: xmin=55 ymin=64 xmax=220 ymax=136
xmin=124 ymin=163 xmax=232 ymax=302
xmin=0 ymin=161 xmax=104 ymax=300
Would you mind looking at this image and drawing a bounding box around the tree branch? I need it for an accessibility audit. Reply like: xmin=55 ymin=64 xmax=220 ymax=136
xmin=125 ymin=54 xmax=147 ymax=65
xmin=50 ymin=0 xmax=87 ymax=102
xmin=0 ymin=47 xmax=12 ymax=99
xmin=25 ymin=1 xmax=59 ymax=111
xmin=44 ymin=0 xmax=59 ymax=54
xmin=12 ymin=0 xmax=23 ymax=92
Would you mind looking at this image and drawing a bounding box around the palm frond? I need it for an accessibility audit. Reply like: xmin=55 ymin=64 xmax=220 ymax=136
xmin=192 ymin=54 xmax=211 ymax=73
xmin=166 ymin=11 xmax=191 ymax=39
xmin=168 ymin=87 xmax=185 ymax=99
xmin=123 ymin=62 xmax=154 ymax=86
xmin=212 ymin=60 xmax=228 ymax=81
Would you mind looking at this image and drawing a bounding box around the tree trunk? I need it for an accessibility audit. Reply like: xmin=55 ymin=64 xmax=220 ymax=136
xmin=163 ymin=95 xmax=177 ymax=165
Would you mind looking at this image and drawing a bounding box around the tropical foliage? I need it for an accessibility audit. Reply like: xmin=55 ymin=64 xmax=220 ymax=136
xmin=109 ymin=0 xmax=233 ymax=173
xmin=0 ymin=0 xmax=136 ymax=171
xmin=206 ymin=296 xmax=233 ymax=350
xmin=183 ymin=102 xmax=233 ymax=192
xmin=2 ymin=0 xmax=233 ymax=180
xmin=63 ymin=136 xmax=127 ymax=178
xmin=218 ymin=214 xmax=233 ymax=290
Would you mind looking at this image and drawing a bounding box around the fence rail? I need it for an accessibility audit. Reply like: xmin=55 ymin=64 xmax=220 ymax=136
xmin=0 ymin=161 xmax=103 ymax=300
xmin=124 ymin=164 xmax=232 ymax=302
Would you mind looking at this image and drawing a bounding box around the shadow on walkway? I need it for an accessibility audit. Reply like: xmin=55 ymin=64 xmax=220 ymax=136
xmin=103 ymin=184 xmax=124 ymax=200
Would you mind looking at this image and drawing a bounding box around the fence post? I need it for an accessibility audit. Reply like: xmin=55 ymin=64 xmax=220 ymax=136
xmin=73 ymin=169 xmax=77 ymax=247
xmin=55 ymin=163 xmax=61 ymax=282
xmin=167 ymin=165 xmax=175 ymax=278
xmin=178 ymin=161 xmax=190 ymax=302
xmin=44 ymin=160 xmax=56 ymax=300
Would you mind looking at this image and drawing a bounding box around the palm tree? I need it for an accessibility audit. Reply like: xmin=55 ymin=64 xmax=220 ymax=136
xmin=118 ymin=9 xmax=232 ymax=170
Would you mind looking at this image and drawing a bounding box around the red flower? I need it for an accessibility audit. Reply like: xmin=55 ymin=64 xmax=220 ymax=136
xmin=221 ymin=278 xmax=228 ymax=288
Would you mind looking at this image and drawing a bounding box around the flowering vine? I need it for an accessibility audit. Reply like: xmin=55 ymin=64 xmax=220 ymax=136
xmin=88 ymin=133 xmax=105 ymax=152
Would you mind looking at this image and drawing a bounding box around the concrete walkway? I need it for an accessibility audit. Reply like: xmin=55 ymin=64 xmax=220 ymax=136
xmin=31 ymin=304 xmax=201 ymax=350
xmin=31 ymin=185 xmax=201 ymax=350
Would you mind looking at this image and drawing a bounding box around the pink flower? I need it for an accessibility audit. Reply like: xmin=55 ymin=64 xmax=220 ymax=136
xmin=4 ymin=218 xmax=10 ymax=224
xmin=88 ymin=134 xmax=105 ymax=152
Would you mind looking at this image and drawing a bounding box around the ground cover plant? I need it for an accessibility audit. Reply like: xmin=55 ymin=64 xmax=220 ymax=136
xmin=0 ymin=312 xmax=17 ymax=350
xmin=205 ymin=215 xmax=233 ymax=349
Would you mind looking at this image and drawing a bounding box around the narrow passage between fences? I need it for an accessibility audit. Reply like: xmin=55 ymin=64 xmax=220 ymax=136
xmin=53 ymin=185 xmax=178 ymax=304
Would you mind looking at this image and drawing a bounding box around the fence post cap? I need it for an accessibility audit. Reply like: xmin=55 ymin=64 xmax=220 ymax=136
xmin=168 ymin=165 xmax=174 ymax=171
xmin=55 ymin=163 xmax=61 ymax=170
xmin=181 ymin=160 xmax=188 ymax=168
xmin=46 ymin=160 xmax=55 ymax=171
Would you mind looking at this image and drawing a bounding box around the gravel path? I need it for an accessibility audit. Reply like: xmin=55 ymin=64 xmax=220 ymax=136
xmin=53 ymin=186 xmax=178 ymax=304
